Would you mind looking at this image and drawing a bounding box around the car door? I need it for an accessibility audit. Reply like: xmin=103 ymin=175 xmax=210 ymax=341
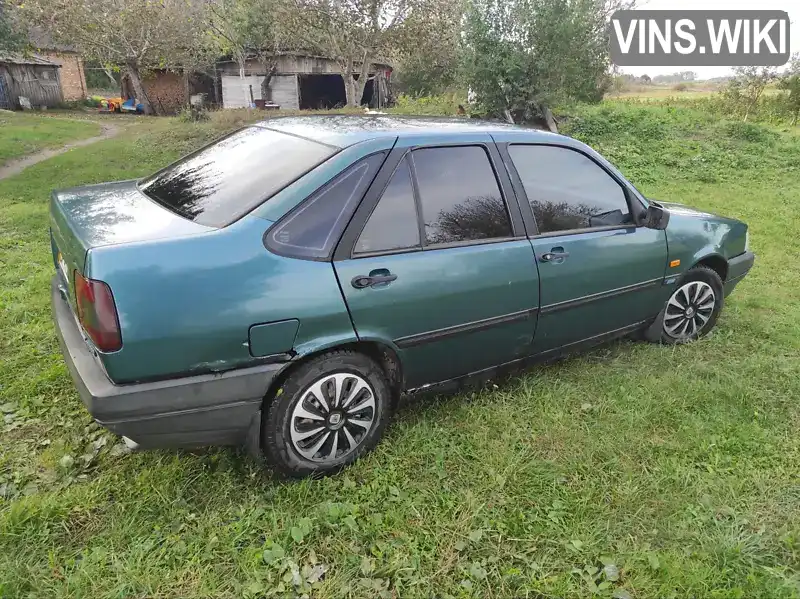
xmin=334 ymin=141 xmax=540 ymax=390
xmin=503 ymin=143 xmax=668 ymax=354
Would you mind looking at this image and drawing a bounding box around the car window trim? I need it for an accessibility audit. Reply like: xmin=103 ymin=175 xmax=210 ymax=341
xmin=352 ymin=234 xmax=521 ymax=260
xmin=341 ymin=143 xmax=524 ymax=260
xmin=406 ymin=152 xmax=428 ymax=250
xmin=484 ymin=141 xmax=527 ymax=237
xmin=529 ymin=224 xmax=638 ymax=240
xmin=333 ymin=146 xmax=407 ymax=262
xmin=351 ymin=152 xmax=423 ymax=257
xmin=501 ymin=142 xmax=646 ymax=238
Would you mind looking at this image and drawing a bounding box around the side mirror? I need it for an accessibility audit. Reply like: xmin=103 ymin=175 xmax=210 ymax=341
xmin=643 ymin=203 xmax=670 ymax=230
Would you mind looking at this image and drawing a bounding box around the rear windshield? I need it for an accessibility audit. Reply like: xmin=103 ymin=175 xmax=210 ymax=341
xmin=138 ymin=127 xmax=337 ymax=227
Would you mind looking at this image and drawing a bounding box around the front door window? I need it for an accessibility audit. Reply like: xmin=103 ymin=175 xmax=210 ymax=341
xmin=508 ymin=144 xmax=633 ymax=233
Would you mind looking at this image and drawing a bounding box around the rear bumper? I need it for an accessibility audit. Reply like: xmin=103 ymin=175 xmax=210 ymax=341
xmin=724 ymin=251 xmax=755 ymax=296
xmin=51 ymin=276 xmax=282 ymax=450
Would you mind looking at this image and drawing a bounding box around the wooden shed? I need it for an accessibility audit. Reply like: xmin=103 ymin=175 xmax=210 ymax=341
xmin=0 ymin=54 xmax=63 ymax=110
xmin=217 ymin=52 xmax=392 ymax=110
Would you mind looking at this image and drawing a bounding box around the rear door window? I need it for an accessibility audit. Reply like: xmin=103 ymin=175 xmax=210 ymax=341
xmin=139 ymin=126 xmax=337 ymax=227
xmin=411 ymin=146 xmax=513 ymax=245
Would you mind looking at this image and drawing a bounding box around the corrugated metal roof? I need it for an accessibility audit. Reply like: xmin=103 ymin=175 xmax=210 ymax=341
xmin=218 ymin=51 xmax=393 ymax=69
xmin=0 ymin=53 xmax=61 ymax=66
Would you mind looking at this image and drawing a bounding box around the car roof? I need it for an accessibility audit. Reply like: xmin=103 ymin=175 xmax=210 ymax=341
xmin=255 ymin=115 xmax=569 ymax=148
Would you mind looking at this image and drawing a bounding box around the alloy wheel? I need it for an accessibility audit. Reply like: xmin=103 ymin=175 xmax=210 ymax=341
xmin=289 ymin=372 xmax=376 ymax=463
xmin=663 ymin=281 xmax=716 ymax=340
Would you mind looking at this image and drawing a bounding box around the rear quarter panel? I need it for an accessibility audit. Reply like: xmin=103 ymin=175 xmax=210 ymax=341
xmin=86 ymin=217 xmax=355 ymax=384
xmin=82 ymin=140 xmax=400 ymax=384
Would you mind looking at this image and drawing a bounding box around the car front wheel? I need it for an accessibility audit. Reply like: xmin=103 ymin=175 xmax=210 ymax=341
xmin=262 ymin=350 xmax=391 ymax=477
xmin=644 ymin=265 xmax=724 ymax=344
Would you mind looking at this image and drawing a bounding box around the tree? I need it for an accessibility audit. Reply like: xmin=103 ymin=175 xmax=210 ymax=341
xmin=208 ymin=0 xmax=293 ymax=105
xmin=0 ymin=0 xmax=25 ymax=54
xmin=724 ymin=66 xmax=777 ymax=122
xmin=242 ymin=0 xmax=292 ymax=100
xmin=778 ymin=54 xmax=800 ymax=126
xmin=392 ymin=0 xmax=464 ymax=96
xmin=208 ymin=0 xmax=259 ymax=107
xmin=294 ymin=0 xmax=448 ymax=107
xmin=640 ymin=74 xmax=651 ymax=84
xmin=25 ymin=0 xmax=212 ymax=115
xmin=461 ymin=0 xmax=628 ymax=128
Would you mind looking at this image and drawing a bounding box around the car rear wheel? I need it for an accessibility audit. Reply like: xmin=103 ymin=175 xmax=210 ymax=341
xmin=262 ymin=350 xmax=391 ymax=477
xmin=644 ymin=266 xmax=724 ymax=344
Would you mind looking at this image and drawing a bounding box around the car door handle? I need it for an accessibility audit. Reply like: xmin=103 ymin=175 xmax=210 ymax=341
xmin=539 ymin=251 xmax=570 ymax=262
xmin=351 ymin=273 xmax=398 ymax=289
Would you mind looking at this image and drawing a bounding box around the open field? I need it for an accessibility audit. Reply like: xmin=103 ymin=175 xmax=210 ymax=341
xmin=606 ymin=84 xmax=784 ymax=103
xmin=0 ymin=113 xmax=103 ymax=165
xmin=608 ymin=88 xmax=720 ymax=100
xmin=1 ymin=105 xmax=799 ymax=598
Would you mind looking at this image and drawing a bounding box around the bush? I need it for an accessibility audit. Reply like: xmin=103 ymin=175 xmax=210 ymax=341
xmin=720 ymin=121 xmax=778 ymax=144
xmin=564 ymin=103 xmax=671 ymax=142
xmin=461 ymin=0 xmax=610 ymax=123
xmin=561 ymin=101 xmax=799 ymax=188
xmin=177 ymin=106 xmax=210 ymax=123
xmin=673 ymin=83 xmax=688 ymax=92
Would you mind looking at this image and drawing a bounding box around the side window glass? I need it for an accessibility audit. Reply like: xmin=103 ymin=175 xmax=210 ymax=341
xmin=354 ymin=158 xmax=420 ymax=254
xmin=267 ymin=153 xmax=385 ymax=259
xmin=412 ymin=146 xmax=512 ymax=245
xmin=508 ymin=145 xmax=631 ymax=234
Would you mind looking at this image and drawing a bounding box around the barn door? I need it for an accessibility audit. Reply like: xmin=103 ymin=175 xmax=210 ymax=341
xmin=0 ymin=76 xmax=9 ymax=110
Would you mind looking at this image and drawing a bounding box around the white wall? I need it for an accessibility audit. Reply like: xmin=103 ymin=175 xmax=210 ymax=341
xmin=221 ymin=74 xmax=299 ymax=110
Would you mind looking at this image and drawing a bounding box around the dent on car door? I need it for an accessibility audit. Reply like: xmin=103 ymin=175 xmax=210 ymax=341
xmin=334 ymin=144 xmax=540 ymax=390
xmin=505 ymin=144 xmax=668 ymax=353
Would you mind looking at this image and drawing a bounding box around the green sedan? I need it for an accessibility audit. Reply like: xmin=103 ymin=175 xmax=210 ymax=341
xmin=50 ymin=116 xmax=755 ymax=477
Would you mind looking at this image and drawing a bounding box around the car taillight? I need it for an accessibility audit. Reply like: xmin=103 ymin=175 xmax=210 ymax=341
xmin=74 ymin=271 xmax=122 ymax=352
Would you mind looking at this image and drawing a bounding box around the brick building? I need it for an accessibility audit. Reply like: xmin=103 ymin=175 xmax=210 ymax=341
xmin=121 ymin=70 xmax=216 ymax=115
xmin=29 ymin=27 xmax=88 ymax=101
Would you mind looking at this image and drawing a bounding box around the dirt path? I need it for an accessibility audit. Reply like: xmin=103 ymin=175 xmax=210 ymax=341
xmin=0 ymin=122 xmax=121 ymax=181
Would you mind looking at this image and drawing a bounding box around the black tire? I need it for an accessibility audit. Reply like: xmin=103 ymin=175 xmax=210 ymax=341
xmin=643 ymin=265 xmax=725 ymax=344
xmin=262 ymin=350 xmax=391 ymax=478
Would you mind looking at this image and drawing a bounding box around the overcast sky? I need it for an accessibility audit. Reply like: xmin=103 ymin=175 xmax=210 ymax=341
xmin=618 ymin=0 xmax=798 ymax=79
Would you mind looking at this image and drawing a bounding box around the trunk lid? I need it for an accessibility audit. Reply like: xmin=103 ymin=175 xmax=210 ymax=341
xmin=50 ymin=180 xmax=213 ymax=302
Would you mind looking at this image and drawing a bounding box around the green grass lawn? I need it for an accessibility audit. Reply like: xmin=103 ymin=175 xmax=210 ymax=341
xmin=0 ymin=112 xmax=103 ymax=165
xmin=1 ymin=106 xmax=799 ymax=598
